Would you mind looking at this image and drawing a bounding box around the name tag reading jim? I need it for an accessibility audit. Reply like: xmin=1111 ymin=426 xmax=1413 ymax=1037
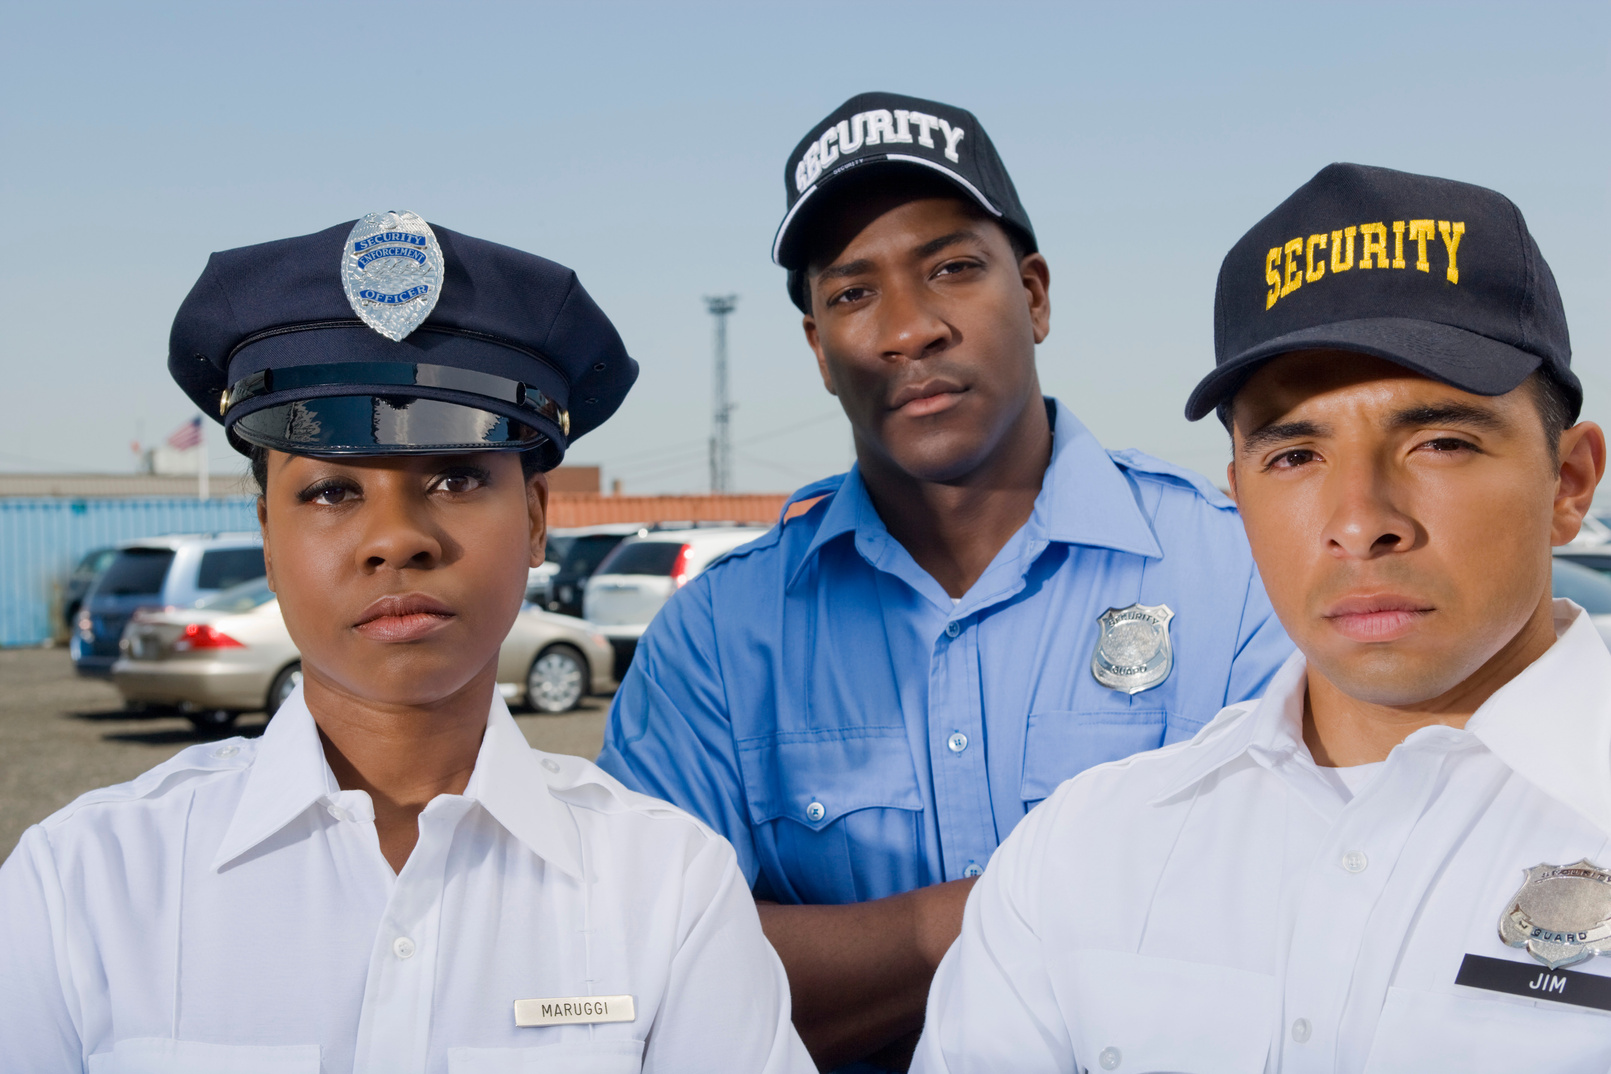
xmin=515 ymin=994 xmax=636 ymax=1027
xmin=1456 ymin=955 xmax=1611 ymax=1012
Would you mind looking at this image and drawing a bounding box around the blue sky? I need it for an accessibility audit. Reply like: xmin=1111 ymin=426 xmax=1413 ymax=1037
xmin=2 ymin=1 xmax=1605 ymax=493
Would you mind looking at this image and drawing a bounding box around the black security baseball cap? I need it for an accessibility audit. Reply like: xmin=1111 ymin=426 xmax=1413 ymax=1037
xmin=773 ymin=91 xmax=1037 ymax=311
xmin=1186 ymin=163 xmax=1578 ymax=423
xmin=169 ymin=211 xmax=638 ymax=469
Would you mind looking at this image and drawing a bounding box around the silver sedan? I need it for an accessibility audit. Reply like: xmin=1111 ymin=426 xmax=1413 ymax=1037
xmin=112 ymin=578 xmax=615 ymax=730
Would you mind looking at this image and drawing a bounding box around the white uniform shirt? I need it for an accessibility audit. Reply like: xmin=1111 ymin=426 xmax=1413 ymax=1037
xmin=914 ymin=601 xmax=1611 ymax=1073
xmin=0 ymin=687 xmax=814 ymax=1074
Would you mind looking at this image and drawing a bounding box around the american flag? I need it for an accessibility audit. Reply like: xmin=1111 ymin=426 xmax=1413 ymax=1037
xmin=166 ymin=416 xmax=203 ymax=451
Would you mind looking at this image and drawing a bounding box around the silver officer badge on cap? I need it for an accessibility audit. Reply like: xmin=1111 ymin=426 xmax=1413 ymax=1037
xmin=1091 ymin=603 xmax=1174 ymax=694
xmin=340 ymin=210 xmax=445 ymax=341
xmin=1499 ymin=860 xmax=1611 ymax=969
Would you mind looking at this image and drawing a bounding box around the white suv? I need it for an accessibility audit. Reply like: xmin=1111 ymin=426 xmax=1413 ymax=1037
xmin=583 ymin=525 xmax=767 ymax=672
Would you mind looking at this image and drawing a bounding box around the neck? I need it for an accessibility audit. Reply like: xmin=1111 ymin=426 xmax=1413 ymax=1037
xmin=1302 ymin=595 xmax=1559 ymax=767
xmin=857 ymin=394 xmax=1052 ymax=598
xmin=304 ymin=662 xmax=495 ymax=872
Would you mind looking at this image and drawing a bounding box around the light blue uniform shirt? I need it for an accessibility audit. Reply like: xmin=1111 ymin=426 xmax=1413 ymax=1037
xmin=598 ymin=400 xmax=1292 ymax=905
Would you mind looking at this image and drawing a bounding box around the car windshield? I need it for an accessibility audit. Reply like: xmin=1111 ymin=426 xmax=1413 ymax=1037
xmin=1552 ymin=558 xmax=1611 ymax=615
xmin=599 ymin=541 xmax=684 ymax=576
xmin=194 ymin=576 xmax=276 ymax=612
xmin=97 ymin=548 xmax=176 ymax=597
xmin=561 ymin=534 xmax=629 ymax=576
xmin=546 ymin=535 xmax=575 ymax=566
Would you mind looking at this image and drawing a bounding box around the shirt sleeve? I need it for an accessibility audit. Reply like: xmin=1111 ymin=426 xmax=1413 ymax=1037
xmin=595 ymin=574 xmax=760 ymax=885
xmin=910 ymin=802 xmax=1075 ymax=1074
xmin=0 ymin=827 xmax=83 ymax=1071
xmin=1224 ymin=562 xmax=1293 ymax=706
xmin=641 ymin=839 xmax=815 ymax=1074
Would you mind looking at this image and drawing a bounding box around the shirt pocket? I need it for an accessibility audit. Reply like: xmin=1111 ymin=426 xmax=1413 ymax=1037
xmin=447 ymin=1040 xmax=645 ymax=1073
xmin=87 ymin=1039 xmax=320 ymax=1074
xmin=1021 ymin=710 xmax=1167 ymax=806
xmin=1361 ymin=986 xmax=1611 ymax=1073
xmin=738 ymin=729 xmax=923 ymax=904
xmin=1050 ymin=950 xmax=1275 ymax=1073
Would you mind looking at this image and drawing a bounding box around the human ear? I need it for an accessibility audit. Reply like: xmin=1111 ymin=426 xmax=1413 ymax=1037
xmin=1551 ymin=421 xmax=1607 ymax=546
xmin=1020 ymin=252 xmax=1051 ymax=344
xmin=803 ymin=314 xmax=838 ymax=396
xmin=526 ymin=469 xmax=550 ymax=568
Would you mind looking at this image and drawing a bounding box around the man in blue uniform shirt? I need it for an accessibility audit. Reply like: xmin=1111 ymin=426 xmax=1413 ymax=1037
xmin=597 ymin=92 xmax=1292 ymax=1070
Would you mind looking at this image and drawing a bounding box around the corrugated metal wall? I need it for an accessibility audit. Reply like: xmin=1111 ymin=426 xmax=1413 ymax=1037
xmin=0 ymin=498 xmax=258 ymax=647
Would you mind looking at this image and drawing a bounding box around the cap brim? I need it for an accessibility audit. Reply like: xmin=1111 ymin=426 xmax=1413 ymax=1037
xmin=772 ymin=154 xmax=1004 ymax=268
xmin=228 ymin=395 xmax=556 ymax=466
xmin=1184 ymin=317 xmax=1546 ymax=421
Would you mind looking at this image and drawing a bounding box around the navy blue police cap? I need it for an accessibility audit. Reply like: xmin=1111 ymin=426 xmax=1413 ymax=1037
xmin=1187 ymin=163 xmax=1578 ymax=424
xmin=773 ymin=92 xmax=1037 ymax=313
xmin=169 ymin=211 xmax=639 ymax=470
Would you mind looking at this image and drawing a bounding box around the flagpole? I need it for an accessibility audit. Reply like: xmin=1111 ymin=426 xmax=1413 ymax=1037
xmin=198 ymin=420 xmax=209 ymax=502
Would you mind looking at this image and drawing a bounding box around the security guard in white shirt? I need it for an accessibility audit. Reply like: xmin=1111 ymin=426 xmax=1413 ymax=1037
xmin=913 ymin=163 xmax=1611 ymax=1072
xmin=0 ymin=214 xmax=814 ymax=1073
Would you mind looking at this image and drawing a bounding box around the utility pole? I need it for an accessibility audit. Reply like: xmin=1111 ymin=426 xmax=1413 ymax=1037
xmin=704 ymin=295 xmax=738 ymax=493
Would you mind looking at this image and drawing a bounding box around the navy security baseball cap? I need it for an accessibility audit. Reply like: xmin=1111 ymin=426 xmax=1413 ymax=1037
xmin=1186 ymin=163 xmax=1578 ymax=424
xmin=773 ymin=91 xmax=1037 ymax=312
xmin=169 ymin=211 xmax=639 ymax=470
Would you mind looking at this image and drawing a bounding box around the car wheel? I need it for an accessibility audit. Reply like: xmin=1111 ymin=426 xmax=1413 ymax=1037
xmin=267 ymin=662 xmax=303 ymax=717
xmin=186 ymin=708 xmax=237 ymax=733
xmin=527 ymin=645 xmax=587 ymax=713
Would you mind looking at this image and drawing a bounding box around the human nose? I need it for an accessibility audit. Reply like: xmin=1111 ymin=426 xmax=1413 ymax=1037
xmin=1320 ymin=453 xmax=1420 ymax=560
xmin=874 ymin=277 xmax=954 ymax=362
xmin=354 ymin=481 xmax=443 ymax=572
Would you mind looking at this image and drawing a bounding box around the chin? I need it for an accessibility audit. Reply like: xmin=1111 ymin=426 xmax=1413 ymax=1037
xmin=1309 ymin=645 xmax=1488 ymax=708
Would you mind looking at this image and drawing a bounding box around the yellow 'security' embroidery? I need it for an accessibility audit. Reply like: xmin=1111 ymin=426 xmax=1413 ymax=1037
xmin=1264 ymin=220 xmax=1465 ymax=309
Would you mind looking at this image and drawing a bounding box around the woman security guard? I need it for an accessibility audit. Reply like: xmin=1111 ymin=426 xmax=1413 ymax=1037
xmin=0 ymin=212 xmax=814 ymax=1073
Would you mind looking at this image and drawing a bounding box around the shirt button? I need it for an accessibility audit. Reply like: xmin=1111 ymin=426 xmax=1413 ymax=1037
xmin=1098 ymin=1045 xmax=1122 ymax=1070
xmin=945 ymin=620 xmax=961 ymax=638
xmin=1291 ymin=1017 xmax=1312 ymax=1043
xmin=1342 ymin=850 xmax=1369 ymax=873
xmin=805 ymin=800 xmax=826 ymax=823
xmin=541 ymin=758 xmax=561 ymax=773
xmin=392 ymin=936 xmax=416 ymax=960
xmin=213 ymin=744 xmax=239 ymax=759
xmin=947 ymin=732 xmax=968 ymax=753
xmin=963 ymin=861 xmax=983 ymax=878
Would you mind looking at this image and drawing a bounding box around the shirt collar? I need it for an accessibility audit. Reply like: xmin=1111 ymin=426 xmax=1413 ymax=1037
xmin=1151 ymin=601 xmax=1611 ymax=836
xmin=786 ymin=397 xmax=1162 ymax=591
xmin=212 ymin=687 xmax=583 ymax=879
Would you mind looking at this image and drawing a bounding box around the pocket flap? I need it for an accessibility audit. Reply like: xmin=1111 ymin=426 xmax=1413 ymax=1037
xmin=1021 ymin=711 xmax=1166 ymax=802
xmin=1362 ymin=986 xmax=1611 ymax=1073
xmin=87 ymin=1039 xmax=320 ymax=1074
xmin=448 ymin=1039 xmax=644 ymax=1073
xmin=737 ymin=729 xmax=921 ymax=830
xmin=1052 ymin=950 xmax=1274 ymax=1073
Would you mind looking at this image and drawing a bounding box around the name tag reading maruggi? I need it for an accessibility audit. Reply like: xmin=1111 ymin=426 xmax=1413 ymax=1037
xmin=514 ymin=994 xmax=636 ymax=1027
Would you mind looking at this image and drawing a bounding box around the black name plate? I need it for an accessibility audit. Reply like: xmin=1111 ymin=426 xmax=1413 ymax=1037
xmin=1456 ymin=954 xmax=1611 ymax=1012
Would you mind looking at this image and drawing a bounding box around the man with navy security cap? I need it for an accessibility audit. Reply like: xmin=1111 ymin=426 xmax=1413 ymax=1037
xmin=914 ymin=164 xmax=1611 ymax=1071
xmin=599 ymin=92 xmax=1292 ymax=1070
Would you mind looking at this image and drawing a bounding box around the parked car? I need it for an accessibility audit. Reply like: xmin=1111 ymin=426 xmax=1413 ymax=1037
xmin=112 ymin=578 xmax=615 ymax=730
xmin=72 ymin=534 xmax=265 ymax=677
xmin=525 ymin=534 xmax=573 ymax=606
xmin=584 ymin=525 xmax=767 ymax=674
xmin=1553 ymin=546 xmax=1611 ymax=579
xmin=1553 ymin=557 xmax=1611 ymax=646
xmin=61 ymin=546 xmax=117 ymax=632
xmin=544 ymin=524 xmax=643 ymax=617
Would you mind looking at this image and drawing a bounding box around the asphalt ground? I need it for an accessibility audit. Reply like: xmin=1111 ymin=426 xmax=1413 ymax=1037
xmin=0 ymin=647 xmax=610 ymax=859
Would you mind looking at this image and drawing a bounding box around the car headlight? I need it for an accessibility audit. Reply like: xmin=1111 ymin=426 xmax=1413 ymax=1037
xmin=76 ymin=613 xmax=94 ymax=641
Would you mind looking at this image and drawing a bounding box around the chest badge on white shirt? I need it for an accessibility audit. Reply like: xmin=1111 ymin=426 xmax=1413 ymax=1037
xmin=1091 ymin=603 xmax=1174 ymax=695
xmin=1498 ymin=859 xmax=1611 ymax=969
xmin=514 ymin=994 xmax=636 ymax=1027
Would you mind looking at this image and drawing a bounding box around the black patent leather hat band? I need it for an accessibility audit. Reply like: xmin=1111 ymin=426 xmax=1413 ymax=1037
xmin=222 ymin=361 xmax=570 ymax=437
xmin=230 ymin=395 xmax=549 ymax=456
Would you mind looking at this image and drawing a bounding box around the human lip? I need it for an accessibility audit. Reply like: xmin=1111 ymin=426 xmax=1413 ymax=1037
xmin=889 ymin=378 xmax=967 ymax=417
xmin=353 ymin=593 xmax=457 ymax=642
xmin=1321 ymin=594 xmax=1434 ymax=642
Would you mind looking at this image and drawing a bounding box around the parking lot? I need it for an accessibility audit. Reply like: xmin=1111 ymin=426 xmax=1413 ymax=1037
xmin=0 ymin=646 xmax=610 ymax=858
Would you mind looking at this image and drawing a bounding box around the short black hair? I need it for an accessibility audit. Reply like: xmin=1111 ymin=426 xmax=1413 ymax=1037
xmin=788 ymin=165 xmax=1033 ymax=314
xmin=248 ymin=444 xmax=547 ymax=496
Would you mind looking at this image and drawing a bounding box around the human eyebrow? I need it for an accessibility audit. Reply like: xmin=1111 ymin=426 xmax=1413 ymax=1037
xmin=816 ymin=258 xmax=875 ymax=283
xmin=1238 ymin=420 xmax=1327 ymax=456
xmin=1386 ymin=402 xmax=1510 ymax=433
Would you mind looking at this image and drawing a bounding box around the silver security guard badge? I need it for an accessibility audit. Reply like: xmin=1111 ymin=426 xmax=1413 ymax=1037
xmin=340 ymin=210 xmax=445 ymax=341
xmin=1091 ymin=603 xmax=1174 ymax=695
xmin=1498 ymin=859 xmax=1611 ymax=969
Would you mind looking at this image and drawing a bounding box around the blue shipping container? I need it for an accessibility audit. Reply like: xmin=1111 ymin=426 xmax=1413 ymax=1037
xmin=0 ymin=498 xmax=259 ymax=647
